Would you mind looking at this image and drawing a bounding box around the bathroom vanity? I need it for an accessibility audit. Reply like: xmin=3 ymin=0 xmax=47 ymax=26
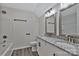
xmin=36 ymin=36 xmax=79 ymax=56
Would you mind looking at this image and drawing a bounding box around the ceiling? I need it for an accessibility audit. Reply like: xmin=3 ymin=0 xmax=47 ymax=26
xmin=0 ymin=3 xmax=57 ymax=17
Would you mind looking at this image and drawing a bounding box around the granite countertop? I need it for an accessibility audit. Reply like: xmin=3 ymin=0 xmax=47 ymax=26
xmin=37 ymin=36 xmax=79 ymax=56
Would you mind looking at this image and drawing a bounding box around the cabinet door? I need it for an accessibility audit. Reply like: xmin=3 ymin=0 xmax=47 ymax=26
xmin=45 ymin=42 xmax=71 ymax=56
xmin=37 ymin=39 xmax=47 ymax=56
xmin=42 ymin=41 xmax=52 ymax=56
xmin=37 ymin=39 xmax=55 ymax=56
xmin=45 ymin=42 xmax=58 ymax=56
xmin=49 ymin=44 xmax=71 ymax=56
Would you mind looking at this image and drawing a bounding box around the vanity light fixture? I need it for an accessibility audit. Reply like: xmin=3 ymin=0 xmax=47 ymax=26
xmin=50 ymin=9 xmax=56 ymax=15
xmin=45 ymin=9 xmax=56 ymax=17
xmin=45 ymin=12 xmax=50 ymax=17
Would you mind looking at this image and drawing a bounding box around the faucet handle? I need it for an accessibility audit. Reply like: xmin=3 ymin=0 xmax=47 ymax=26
xmin=65 ymin=34 xmax=68 ymax=37
xmin=3 ymin=40 xmax=6 ymax=43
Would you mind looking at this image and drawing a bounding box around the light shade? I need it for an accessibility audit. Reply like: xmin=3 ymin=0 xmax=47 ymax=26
xmin=45 ymin=9 xmax=56 ymax=17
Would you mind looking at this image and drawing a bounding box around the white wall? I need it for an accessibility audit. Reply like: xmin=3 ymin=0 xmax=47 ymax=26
xmin=39 ymin=15 xmax=45 ymax=36
xmin=0 ymin=6 xmax=39 ymax=48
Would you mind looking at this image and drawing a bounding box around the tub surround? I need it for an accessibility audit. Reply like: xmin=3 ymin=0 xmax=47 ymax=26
xmin=37 ymin=36 xmax=79 ymax=56
xmin=0 ymin=43 xmax=13 ymax=56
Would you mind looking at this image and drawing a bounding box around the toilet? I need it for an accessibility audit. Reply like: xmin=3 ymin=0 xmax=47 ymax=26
xmin=30 ymin=41 xmax=38 ymax=52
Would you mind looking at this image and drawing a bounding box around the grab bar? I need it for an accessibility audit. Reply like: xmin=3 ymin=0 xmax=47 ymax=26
xmin=14 ymin=19 xmax=27 ymax=22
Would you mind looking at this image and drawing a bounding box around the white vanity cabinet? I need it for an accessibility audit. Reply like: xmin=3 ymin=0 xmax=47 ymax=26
xmin=37 ymin=38 xmax=72 ymax=56
xmin=37 ymin=38 xmax=48 ymax=56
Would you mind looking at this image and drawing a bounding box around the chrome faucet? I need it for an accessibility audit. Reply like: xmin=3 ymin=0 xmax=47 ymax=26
xmin=65 ymin=35 xmax=71 ymax=42
xmin=0 ymin=40 xmax=6 ymax=44
xmin=65 ymin=35 xmax=74 ymax=43
xmin=65 ymin=34 xmax=79 ymax=44
xmin=65 ymin=35 xmax=69 ymax=41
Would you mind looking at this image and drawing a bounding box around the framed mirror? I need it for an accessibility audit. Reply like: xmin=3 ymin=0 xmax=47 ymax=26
xmin=59 ymin=4 xmax=77 ymax=36
xmin=45 ymin=13 xmax=56 ymax=36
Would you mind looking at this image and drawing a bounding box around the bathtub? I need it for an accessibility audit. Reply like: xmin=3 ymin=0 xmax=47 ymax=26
xmin=0 ymin=43 xmax=13 ymax=56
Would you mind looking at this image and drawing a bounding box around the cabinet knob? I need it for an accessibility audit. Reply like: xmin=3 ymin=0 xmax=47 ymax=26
xmin=3 ymin=40 xmax=6 ymax=43
xmin=38 ymin=42 xmax=41 ymax=47
xmin=53 ymin=53 xmax=56 ymax=56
